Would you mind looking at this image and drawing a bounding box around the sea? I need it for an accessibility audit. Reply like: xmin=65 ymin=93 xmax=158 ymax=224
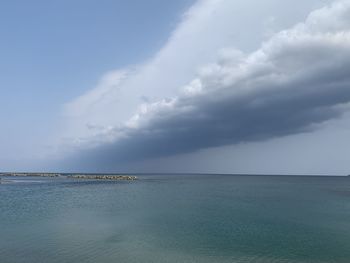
xmin=0 ymin=174 xmax=349 ymax=263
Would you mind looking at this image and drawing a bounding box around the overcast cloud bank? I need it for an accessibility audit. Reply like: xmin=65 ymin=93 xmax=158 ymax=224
xmin=60 ymin=0 xmax=350 ymax=170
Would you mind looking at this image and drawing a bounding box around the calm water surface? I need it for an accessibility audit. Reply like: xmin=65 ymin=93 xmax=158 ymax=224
xmin=0 ymin=174 xmax=350 ymax=263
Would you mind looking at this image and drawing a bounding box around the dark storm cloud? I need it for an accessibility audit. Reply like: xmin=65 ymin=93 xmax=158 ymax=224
xmin=64 ymin=1 xmax=350 ymax=170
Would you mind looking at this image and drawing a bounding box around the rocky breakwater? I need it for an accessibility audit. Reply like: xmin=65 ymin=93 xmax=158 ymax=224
xmin=71 ymin=175 xmax=137 ymax=181
xmin=0 ymin=172 xmax=63 ymax=177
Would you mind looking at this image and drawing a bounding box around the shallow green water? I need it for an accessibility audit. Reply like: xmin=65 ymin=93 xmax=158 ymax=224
xmin=1 ymin=175 xmax=350 ymax=263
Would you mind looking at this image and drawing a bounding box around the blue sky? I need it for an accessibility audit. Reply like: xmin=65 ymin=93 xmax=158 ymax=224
xmin=2 ymin=0 xmax=350 ymax=175
xmin=0 ymin=0 xmax=193 ymax=154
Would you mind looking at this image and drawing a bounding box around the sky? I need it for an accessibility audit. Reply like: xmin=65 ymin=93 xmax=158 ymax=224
xmin=1 ymin=0 xmax=350 ymax=175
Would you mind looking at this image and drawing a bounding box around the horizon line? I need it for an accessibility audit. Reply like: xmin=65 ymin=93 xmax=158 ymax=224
xmin=1 ymin=171 xmax=349 ymax=177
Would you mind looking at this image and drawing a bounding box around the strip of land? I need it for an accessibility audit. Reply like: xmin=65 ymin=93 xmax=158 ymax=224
xmin=0 ymin=173 xmax=137 ymax=181
xmin=70 ymin=174 xmax=137 ymax=180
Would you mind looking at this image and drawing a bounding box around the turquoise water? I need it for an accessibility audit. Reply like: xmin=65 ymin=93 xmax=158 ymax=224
xmin=0 ymin=175 xmax=350 ymax=263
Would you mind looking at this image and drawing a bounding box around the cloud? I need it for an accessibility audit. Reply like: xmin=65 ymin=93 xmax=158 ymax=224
xmin=60 ymin=0 xmax=329 ymax=140
xmin=59 ymin=0 xmax=350 ymax=170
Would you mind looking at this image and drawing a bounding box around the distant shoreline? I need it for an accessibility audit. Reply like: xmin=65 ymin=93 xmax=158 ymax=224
xmin=0 ymin=173 xmax=137 ymax=181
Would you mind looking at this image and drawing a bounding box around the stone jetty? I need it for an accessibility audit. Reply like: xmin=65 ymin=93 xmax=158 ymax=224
xmin=0 ymin=172 xmax=62 ymax=177
xmin=0 ymin=173 xmax=137 ymax=181
xmin=71 ymin=175 xmax=137 ymax=180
